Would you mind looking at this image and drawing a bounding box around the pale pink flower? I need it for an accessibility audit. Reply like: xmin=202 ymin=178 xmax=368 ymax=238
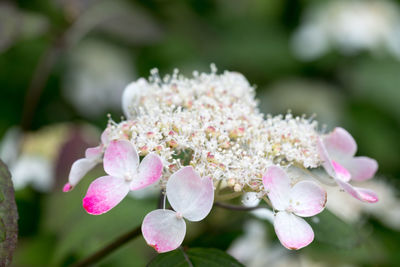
xmin=141 ymin=166 xmax=214 ymax=253
xmin=263 ymin=166 xmax=327 ymax=250
xmin=82 ymin=140 xmax=163 ymax=215
xmin=318 ymin=127 xmax=378 ymax=203
xmin=63 ymin=129 xmax=111 ymax=192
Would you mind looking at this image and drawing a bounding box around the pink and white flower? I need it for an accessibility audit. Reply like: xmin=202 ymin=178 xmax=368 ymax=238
xmin=82 ymin=140 xmax=163 ymax=215
xmin=318 ymin=127 xmax=378 ymax=203
xmin=141 ymin=166 xmax=214 ymax=253
xmin=263 ymin=166 xmax=327 ymax=250
xmin=63 ymin=129 xmax=111 ymax=192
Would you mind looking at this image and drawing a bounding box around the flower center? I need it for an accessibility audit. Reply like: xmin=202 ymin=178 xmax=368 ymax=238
xmin=124 ymin=173 xmax=133 ymax=182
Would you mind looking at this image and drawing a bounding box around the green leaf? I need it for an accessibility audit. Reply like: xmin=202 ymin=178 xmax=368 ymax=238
xmin=43 ymin=168 xmax=155 ymax=266
xmin=0 ymin=159 xmax=18 ymax=266
xmin=148 ymin=247 xmax=244 ymax=267
xmin=307 ymin=210 xmax=362 ymax=248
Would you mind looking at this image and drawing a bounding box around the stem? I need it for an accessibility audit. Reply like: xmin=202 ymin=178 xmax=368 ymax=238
xmin=71 ymin=226 xmax=141 ymax=267
xmin=214 ymin=202 xmax=265 ymax=211
xmin=180 ymin=246 xmax=193 ymax=267
xmin=214 ymin=191 xmax=242 ymax=201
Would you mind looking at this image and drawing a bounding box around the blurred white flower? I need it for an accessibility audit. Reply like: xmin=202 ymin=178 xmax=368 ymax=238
xmin=292 ymin=0 xmax=400 ymax=60
xmin=0 ymin=127 xmax=53 ymax=192
xmin=11 ymin=155 xmax=52 ymax=192
xmin=63 ymin=39 xmax=135 ymax=117
xmin=228 ymin=220 xmax=328 ymax=267
xmin=326 ymin=179 xmax=400 ymax=230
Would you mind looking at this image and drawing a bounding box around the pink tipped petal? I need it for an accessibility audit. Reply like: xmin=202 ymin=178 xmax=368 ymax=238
xmin=142 ymin=209 xmax=186 ymax=253
xmin=103 ymin=140 xmax=139 ymax=178
xmin=332 ymin=160 xmax=351 ymax=182
xmin=344 ymin=157 xmax=378 ymax=181
xmin=131 ymin=153 xmax=163 ymax=190
xmin=63 ymin=183 xmax=72 ymax=192
xmin=68 ymin=158 xmax=98 ymax=187
xmin=290 ymin=181 xmax=327 ymax=217
xmin=274 ymin=211 xmax=314 ymax=250
xmin=166 ymin=167 xmax=214 ymax=222
xmin=82 ymin=176 xmax=129 ymax=215
xmin=317 ymin=138 xmax=336 ymax=178
xmin=85 ymin=145 xmax=103 ymax=160
xmin=324 ymin=127 xmax=357 ymax=159
xmin=355 ymin=188 xmax=379 ymax=203
xmin=335 ymin=178 xmax=379 ymax=203
xmin=262 ymin=166 xmax=291 ymax=211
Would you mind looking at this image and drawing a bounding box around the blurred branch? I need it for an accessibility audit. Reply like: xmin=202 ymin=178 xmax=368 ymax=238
xmin=20 ymin=0 xmax=147 ymax=131
xmin=71 ymin=225 xmax=141 ymax=267
xmin=214 ymin=202 xmax=264 ymax=211
xmin=20 ymin=41 xmax=63 ymax=130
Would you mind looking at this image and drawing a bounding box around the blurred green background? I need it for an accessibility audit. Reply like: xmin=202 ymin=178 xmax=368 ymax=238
xmin=1 ymin=0 xmax=400 ymax=266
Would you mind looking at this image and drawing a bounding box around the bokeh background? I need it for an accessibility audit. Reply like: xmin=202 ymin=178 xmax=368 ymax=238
xmin=1 ymin=0 xmax=400 ymax=266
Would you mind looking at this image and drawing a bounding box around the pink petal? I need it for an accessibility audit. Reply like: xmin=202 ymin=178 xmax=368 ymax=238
xmin=166 ymin=166 xmax=214 ymax=222
xmin=85 ymin=145 xmax=103 ymax=160
xmin=332 ymin=160 xmax=351 ymax=182
xmin=262 ymin=166 xmax=291 ymax=211
xmin=323 ymin=127 xmax=357 ymax=159
xmin=103 ymin=140 xmax=139 ymax=178
xmin=82 ymin=176 xmax=130 ymax=215
xmin=290 ymin=181 xmax=327 ymax=217
xmin=335 ymin=178 xmax=378 ymax=203
xmin=63 ymin=183 xmax=72 ymax=192
xmin=317 ymin=138 xmax=336 ymax=178
xmin=344 ymin=156 xmax=378 ymax=181
xmin=142 ymin=209 xmax=186 ymax=253
xmin=130 ymin=153 xmax=163 ymax=190
xmin=274 ymin=211 xmax=314 ymax=250
xmin=68 ymin=158 xmax=98 ymax=188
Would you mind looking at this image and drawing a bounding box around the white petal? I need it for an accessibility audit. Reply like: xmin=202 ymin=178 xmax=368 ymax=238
xmin=323 ymin=127 xmax=357 ymax=159
xmin=68 ymin=158 xmax=97 ymax=187
xmin=142 ymin=209 xmax=186 ymax=253
xmin=343 ymin=156 xmax=378 ymax=182
xmin=274 ymin=211 xmax=314 ymax=250
xmin=103 ymin=140 xmax=139 ymax=178
xmin=85 ymin=145 xmax=103 ymax=161
xmin=290 ymin=181 xmax=327 ymax=217
xmin=130 ymin=153 xmax=163 ymax=190
xmin=166 ymin=166 xmax=214 ymax=222
xmin=262 ymin=166 xmax=291 ymax=211
xmin=251 ymin=208 xmax=274 ymax=223
xmin=122 ymin=78 xmax=148 ymax=119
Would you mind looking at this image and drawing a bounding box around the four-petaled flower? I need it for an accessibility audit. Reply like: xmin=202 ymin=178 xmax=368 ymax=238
xmin=141 ymin=166 xmax=214 ymax=253
xmin=263 ymin=165 xmax=327 ymax=250
xmin=82 ymin=140 xmax=163 ymax=215
xmin=63 ymin=129 xmax=111 ymax=192
xmin=318 ymin=127 xmax=378 ymax=203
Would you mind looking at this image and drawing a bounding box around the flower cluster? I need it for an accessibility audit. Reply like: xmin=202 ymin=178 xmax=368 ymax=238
xmin=64 ymin=67 xmax=379 ymax=252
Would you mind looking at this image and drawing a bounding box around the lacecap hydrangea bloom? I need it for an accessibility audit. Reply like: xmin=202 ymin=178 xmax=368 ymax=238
xmin=64 ymin=66 xmax=379 ymax=252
